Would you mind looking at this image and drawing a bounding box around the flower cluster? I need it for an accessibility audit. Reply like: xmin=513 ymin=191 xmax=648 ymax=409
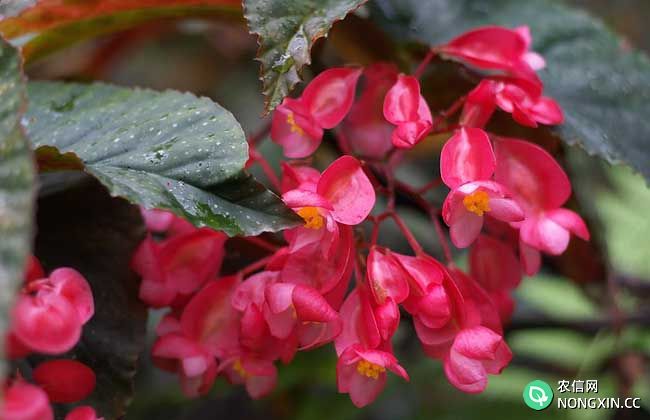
xmin=133 ymin=25 xmax=590 ymax=408
xmin=2 ymin=256 xmax=102 ymax=420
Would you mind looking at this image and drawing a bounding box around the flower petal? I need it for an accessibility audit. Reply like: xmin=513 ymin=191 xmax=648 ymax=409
xmin=317 ymin=156 xmax=375 ymax=225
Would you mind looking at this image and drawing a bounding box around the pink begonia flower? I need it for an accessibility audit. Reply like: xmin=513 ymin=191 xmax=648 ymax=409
xmin=461 ymin=79 xmax=563 ymax=128
xmin=438 ymin=25 xmax=544 ymax=84
xmin=469 ymin=235 xmax=522 ymax=323
xmin=151 ymin=276 xmax=240 ymax=397
xmin=65 ymin=406 xmax=103 ymax=420
xmin=447 ymin=268 xmax=503 ymax=336
xmin=383 ymin=74 xmax=433 ymax=148
xmin=440 ymin=128 xmax=524 ymax=247
xmin=1 ymin=381 xmax=53 ymax=420
xmin=271 ymin=67 xmax=362 ymax=158
xmin=494 ymin=138 xmax=590 ymax=257
xmin=282 ymin=156 xmax=375 ymax=255
xmin=443 ymin=326 xmax=512 ymax=394
xmin=366 ymin=247 xmax=409 ymax=305
xmin=131 ymin=228 xmax=226 ymax=308
xmin=152 ymin=332 xmax=218 ymax=397
xmin=337 ymin=344 xmax=409 ymax=407
xmin=33 ymin=359 xmax=96 ymax=403
xmin=265 ymin=282 xmax=342 ymax=349
xmin=180 ymin=276 xmax=241 ymax=359
xmin=400 ymin=259 xmax=511 ymax=393
xmin=341 ymin=63 xmax=399 ymax=158
xmin=12 ymin=267 xmax=94 ymax=355
xmin=220 ymin=355 xmax=278 ymax=399
xmin=335 ymin=287 xmax=385 ymax=355
xmin=279 ymin=226 xmax=354 ymax=311
xmin=46 ymin=268 xmax=95 ymax=324
xmin=395 ymin=255 xmax=466 ymax=357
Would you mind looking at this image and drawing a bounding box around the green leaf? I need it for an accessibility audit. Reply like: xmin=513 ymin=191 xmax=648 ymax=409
xmin=34 ymin=177 xmax=147 ymax=419
xmin=0 ymin=37 xmax=36 ymax=375
xmin=244 ymin=0 xmax=367 ymax=111
xmin=24 ymin=81 xmax=300 ymax=236
xmin=371 ymin=0 xmax=650 ymax=181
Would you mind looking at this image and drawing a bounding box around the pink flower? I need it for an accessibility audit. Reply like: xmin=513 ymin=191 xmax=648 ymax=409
xmin=271 ymin=67 xmax=362 ymax=158
xmin=151 ymin=276 xmax=240 ymax=397
xmin=469 ymin=235 xmax=521 ymax=291
xmin=220 ymin=355 xmax=278 ymax=399
xmin=265 ymin=282 xmax=342 ymax=349
xmin=180 ymin=276 xmax=241 ymax=358
xmin=439 ymin=26 xmax=543 ymax=84
xmin=11 ymin=268 xmax=94 ymax=355
xmin=366 ymin=247 xmax=409 ymax=305
xmin=341 ymin=63 xmax=399 ymax=158
xmin=395 ymin=255 xmax=465 ymax=357
xmin=279 ymin=225 xmax=354 ymax=309
xmin=440 ymin=128 xmax=524 ymax=247
xmin=494 ymin=138 xmax=590 ymax=257
xmin=282 ymin=156 xmax=375 ymax=255
xmin=383 ymin=74 xmax=433 ymax=148
xmin=33 ymin=359 xmax=96 ymax=403
xmin=1 ymin=380 xmax=53 ymax=420
xmin=443 ymin=326 xmax=512 ymax=394
xmin=131 ymin=228 xmax=226 ymax=308
xmin=152 ymin=332 xmax=218 ymax=397
xmin=469 ymin=235 xmax=522 ymax=323
xmin=65 ymin=406 xmax=103 ymax=420
xmin=334 ymin=288 xmax=381 ymax=355
xmin=337 ymin=344 xmax=409 ymax=407
xmin=461 ymin=79 xmax=563 ymax=128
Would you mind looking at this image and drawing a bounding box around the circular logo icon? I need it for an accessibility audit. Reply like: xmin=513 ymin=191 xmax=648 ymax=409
xmin=523 ymin=380 xmax=554 ymax=410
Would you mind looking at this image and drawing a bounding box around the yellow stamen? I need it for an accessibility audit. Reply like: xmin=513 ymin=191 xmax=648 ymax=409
xmin=286 ymin=112 xmax=305 ymax=136
xmin=297 ymin=206 xmax=325 ymax=229
xmin=356 ymin=360 xmax=385 ymax=380
xmin=233 ymin=359 xmax=249 ymax=378
xmin=463 ymin=190 xmax=491 ymax=216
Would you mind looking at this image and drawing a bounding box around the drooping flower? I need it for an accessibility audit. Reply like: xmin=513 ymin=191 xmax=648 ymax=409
xmin=440 ymin=128 xmax=524 ymax=247
xmin=383 ymin=74 xmax=433 ymax=148
xmin=151 ymin=276 xmax=241 ymax=397
xmin=443 ymin=326 xmax=512 ymax=393
xmin=493 ymin=138 xmax=590 ymax=260
xmin=1 ymin=380 xmax=54 ymax=420
xmin=131 ymin=228 xmax=227 ymax=308
xmin=151 ymin=332 xmax=218 ymax=397
xmin=219 ymin=354 xmax=278 ymax=399
xmin=461 ymin=79 xmax=563 ymax=128
xmin=341 ymin=63 xmax=399 ymax=158
xmin=265 ymin=282 xmax=342 ymax=349
xmin=271 ymin=68 xmax=362 ymax=158
xmin=469 ymin=235 xmax=522 ymax=323
xmin=438 ymin=26 xmax=544 ymax=84
xmin=366 ymin=247 xmax=409 ymax=305
xmin=336 ymin=344 xmax=409 ymax=407
xmin=33 ymin=359 xmax=96 ymax=403
xmin=11 ymin=267 xmax=94 ymax=355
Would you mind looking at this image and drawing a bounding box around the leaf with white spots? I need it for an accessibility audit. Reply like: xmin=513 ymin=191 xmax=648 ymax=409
xmin=0 ymin=36 xmax=36 ymax=379
xmin=244 ymin=0 xmax=367 ymax=112
xmin=25 ymin=81 xmax=300 ymax=236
